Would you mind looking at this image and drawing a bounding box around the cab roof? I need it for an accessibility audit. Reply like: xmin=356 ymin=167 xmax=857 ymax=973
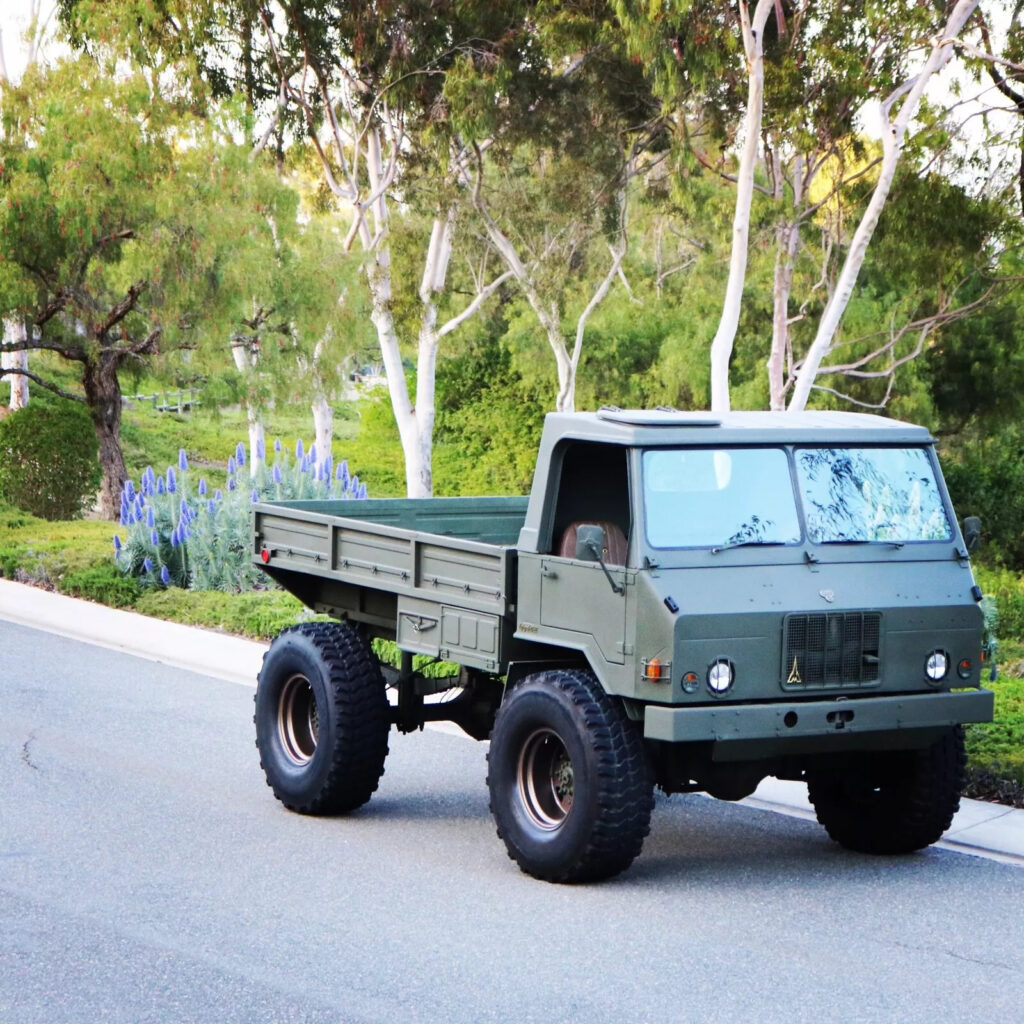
xmin=543 ymin=409 xmax=935 ymax=447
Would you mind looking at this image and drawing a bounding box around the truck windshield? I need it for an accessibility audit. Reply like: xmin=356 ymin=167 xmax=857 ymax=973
xmin=642 ymin=448 xmax=801 ymax=549
xmin=795 ymin=447 xmax=951 ymax=543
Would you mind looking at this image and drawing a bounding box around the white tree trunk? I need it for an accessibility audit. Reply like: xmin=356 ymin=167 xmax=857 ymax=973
xmin=357 ymin=127 xmax=432 ymax=497
xmin=787 ymin=0 xmax=981 ymax=412
xmin=709 ymin=0 xmax=777 ymax=413
xmin=0 ymin=4 xmax=45 ymax=414
xmin=311 ymin=395 xmax=332 ymax=476
xmin=366 ymin=248 xmax=430 ymax=497
xmin=2 ymin=320 xmax=29 ymax=410
xmin=768 ymin=153 xmax=803 ymax=411
xmin=231 ymin=337 xmax=264 ymax=478
xmin=247 ymin=415 xmax=265 ymax=478
xmin=310 ymin=333 xmax=333 ymax=479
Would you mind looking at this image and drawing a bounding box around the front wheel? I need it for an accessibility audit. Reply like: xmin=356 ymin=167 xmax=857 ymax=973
xmin=254 ymin=621 xmax=390 ymax=815
xmin=806 ymin=727 xmax=966 ymax=854
xmin=487 ymin=669 xmax=653 ymax=883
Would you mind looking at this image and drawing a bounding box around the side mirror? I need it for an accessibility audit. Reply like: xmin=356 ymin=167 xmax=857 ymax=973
xmin=575 ymin=524 xmax=606 ymax=562
xmin=962 ymin=516 xmax=981 ymax=554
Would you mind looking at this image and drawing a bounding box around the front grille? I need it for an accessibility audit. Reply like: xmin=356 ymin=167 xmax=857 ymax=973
xmin=782 ymin=612 xmax=881 ymax=689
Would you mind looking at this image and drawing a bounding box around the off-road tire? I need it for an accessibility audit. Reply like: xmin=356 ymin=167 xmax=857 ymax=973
xmin=254 ymin=621 xmax=390 ymax=815
xmin=806 ymin=726 xmax=967 ymax=854
xmin=487 ymin=669 xmax=653 ymax=883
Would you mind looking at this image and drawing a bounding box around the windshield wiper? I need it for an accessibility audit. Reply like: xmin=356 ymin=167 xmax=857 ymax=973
xmin=710 ymin=540 xmax=786 ymax=555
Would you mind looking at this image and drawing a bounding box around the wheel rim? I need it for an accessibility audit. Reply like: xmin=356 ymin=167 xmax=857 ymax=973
xmin=517 ymin=727 xmax=574 ymax=831
xmin=278 ymin=673 xmax=319 ymax=766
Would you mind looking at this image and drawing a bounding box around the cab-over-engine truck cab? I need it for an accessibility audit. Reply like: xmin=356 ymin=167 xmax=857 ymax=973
xmin=252 ymin=409 xmax=994 ymax=884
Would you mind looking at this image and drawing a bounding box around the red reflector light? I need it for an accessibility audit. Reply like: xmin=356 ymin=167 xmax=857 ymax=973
xmin=261 ymin=548 xmax=271 ymax=563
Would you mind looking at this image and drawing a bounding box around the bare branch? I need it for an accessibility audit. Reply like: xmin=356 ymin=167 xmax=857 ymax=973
xmin=436 ymin=269 xmax=514 ymax=340
xmin=808 ymin=382 xmax=893 ymax=410
xmin=0 ymin=367 xmax=86 ymax=403
xmin=99 ymin=282 xmax=147 ymax=338
xmin=690 ymin=145 xmax=773 ymax=195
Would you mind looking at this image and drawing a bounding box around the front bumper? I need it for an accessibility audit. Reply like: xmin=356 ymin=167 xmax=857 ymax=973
xmin=643 ymin=689 xmax=994 ymax=744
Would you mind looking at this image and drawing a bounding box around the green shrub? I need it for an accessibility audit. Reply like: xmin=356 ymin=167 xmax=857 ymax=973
xmin=372 ymin=637 xmax=460 ymax=678
xmin=0 ymin=401 xmax=100 ymax=519
xmin=974 ymin=566 xmax=1024 ymax=641
xmin=134 ymin=587 xmax=320 ymax=640
xmin=964 ymin=672 xmax=1024 ymax=785
xmin=60 ymin=564 xmax=142 ymax=607
xmin=941 ymin=430 xmax=1024 ymax=570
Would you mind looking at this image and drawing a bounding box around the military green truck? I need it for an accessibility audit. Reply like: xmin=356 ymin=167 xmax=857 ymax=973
xmin=251 ymin=409 xmax=994 ymax=883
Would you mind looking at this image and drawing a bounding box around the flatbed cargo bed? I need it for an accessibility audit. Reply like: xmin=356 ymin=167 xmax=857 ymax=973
xmin=253 ymin=496 xmax=529 ymax=671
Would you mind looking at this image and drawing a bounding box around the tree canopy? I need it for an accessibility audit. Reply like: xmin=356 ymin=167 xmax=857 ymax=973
xmin=1 ymin=0 xmax=1021 ymax=517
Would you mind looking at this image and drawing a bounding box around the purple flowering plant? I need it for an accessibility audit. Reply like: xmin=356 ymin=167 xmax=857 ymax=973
xmin=114 ymin=437 xmax=366 ymax=590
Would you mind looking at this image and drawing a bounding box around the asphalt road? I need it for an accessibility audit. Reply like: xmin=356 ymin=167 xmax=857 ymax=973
xmin=2 ymin=620 xmax=1023 ymax=1024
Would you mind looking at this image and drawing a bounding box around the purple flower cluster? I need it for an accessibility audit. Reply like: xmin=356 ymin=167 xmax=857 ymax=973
xmin=115 ymin=436 xmax=367 ymax=591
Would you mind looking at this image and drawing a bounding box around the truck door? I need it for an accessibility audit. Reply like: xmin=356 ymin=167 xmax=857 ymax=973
xmin=536 ymin=440 xmax=633 ymax=666
xmin=539 ymin=548 xmax=629 ymax=665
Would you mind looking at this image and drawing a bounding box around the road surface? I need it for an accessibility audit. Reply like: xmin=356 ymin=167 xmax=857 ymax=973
xmin=2 ymin=621 xmax=1022 ymax=1023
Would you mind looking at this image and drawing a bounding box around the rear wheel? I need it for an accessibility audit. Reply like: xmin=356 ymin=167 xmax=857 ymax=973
xmin=807 ymin=727 xmax=966 ymax=854
xmin=487 ymin=669 xmax=653 ymax=883
xmin=254 ymin=621 xmax=390 ymax=815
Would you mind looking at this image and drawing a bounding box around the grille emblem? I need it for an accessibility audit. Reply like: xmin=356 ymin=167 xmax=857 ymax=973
xmin=818 ymin=589 xmax=835 ymax=603
xmin=783 ymin=612 xmax=881 ymax=688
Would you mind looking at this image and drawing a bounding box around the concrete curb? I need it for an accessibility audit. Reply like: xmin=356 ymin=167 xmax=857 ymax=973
xmin=0 ymin=578 xmax=267 ymax=687
xmin=2 ymin=577 xmax=1021 ymax=866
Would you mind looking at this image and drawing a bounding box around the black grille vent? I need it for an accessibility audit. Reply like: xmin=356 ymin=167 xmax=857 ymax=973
xmin=782 ymin=612 xmax=881 ymax=689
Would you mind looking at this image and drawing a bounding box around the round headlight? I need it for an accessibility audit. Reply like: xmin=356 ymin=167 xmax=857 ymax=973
xmin=707 ymin=659 xmax=734 ymax=695
xmin=925 ymin=650 xmax=949 ymax=683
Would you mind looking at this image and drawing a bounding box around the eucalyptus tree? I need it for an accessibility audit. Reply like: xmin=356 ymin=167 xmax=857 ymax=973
xmin=236 ymin=2 xmax=542 ymax=498
xmin=617 ymin=0 xmax=990 ymax=413
xmin=447 ymin=8 xmax=665 ymax=413
xmin=207 ymin=159 xmax=370 ymax=477
xmin=59 ymin=0 xmax=374 ymax=478
xmin=786 ymin=0 xmax=984 ymax=411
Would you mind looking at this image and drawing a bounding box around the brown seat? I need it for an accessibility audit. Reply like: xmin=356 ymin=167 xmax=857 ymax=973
xmin=558 ymin=521 xmax=628 ymax=565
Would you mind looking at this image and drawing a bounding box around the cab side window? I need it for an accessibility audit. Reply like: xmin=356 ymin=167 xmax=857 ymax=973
xmin=550 ymin=442 xmax=630 ymax=564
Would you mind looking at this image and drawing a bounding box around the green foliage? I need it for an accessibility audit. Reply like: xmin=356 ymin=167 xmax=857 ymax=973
xmin=433 ymin=335 xmax=545 ymax=495
xmin=924 ymin=248 xmax=1024 ymax=434
xmin=133 ymin=587 xmax=322 ymax=641
xmin=0 ymin=400 xmax=100 ymax=519
xmin=964 ymin=668 xmax=1024 ymax=785
xmin=372 ymin=638 xmax=459 ymax=679
xmin=0 ymin=498 xmax=120 ymax=591
xmin=941 ymin=432 xmax=1024 ymax=570
xmin=61 ymin=563 xmax=143 ymax=607
xmin=340 ymin=397 xmax=408 ymax=498
xmin=974 ymin=566 xmax=1024 ymax=642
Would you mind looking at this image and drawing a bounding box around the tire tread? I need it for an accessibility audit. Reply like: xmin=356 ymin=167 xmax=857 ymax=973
xmin=487 ymin=669 xmax=653 ymax=883
xmin=807 ymin=726 xmax=966 ymax=854
xmin=255 ymin=621 xmax=390 ymax=815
